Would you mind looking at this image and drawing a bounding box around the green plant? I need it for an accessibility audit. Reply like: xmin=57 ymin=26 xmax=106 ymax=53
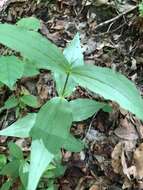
xmin=0 ymin=142 xmax=28 ymax=190
xmin=0 ymin=93 xmax=39 ymax=118
xmin=0 ymin=142 xmax=61 ymax=190
xmin=0 ymin=17 xmax=143 ymax=190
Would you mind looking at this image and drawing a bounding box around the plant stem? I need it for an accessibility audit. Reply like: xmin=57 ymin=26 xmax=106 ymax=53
xmin=62 ymin=73 xmax=70 ymax=96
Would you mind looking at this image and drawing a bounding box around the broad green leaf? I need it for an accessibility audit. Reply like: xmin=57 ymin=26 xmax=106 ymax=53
xmin=0 ymin=154 xmax=7 ymax=170
xmin=0 ymin=24 xmax=70 ymax=73
xmin=0 ymin=96 xmax=18 ymax=113
xmin=0 ymin=113 xmax=37 ymax=138
xmin=71 ymin=65 xmax=143 ymax=121
xmin=23 ymin=60 xmax=39 ymax=77
xmin=4 ymin=96 xmax=18 ymax=109
xmin=0 ymin=160 xmax=20 ymax=178
xmin=0 ymin=56 xmax=24 ymax=89
xmin=27 ymin=139 xmax=54 ymax=190
xmin=63 ymin=134 xmax=84 ymax=152
xmin=53 ymin=164 xmax=66 ymax=178
xmin=8 ymin=142 xmax=23 ymax=160
xmin=102 ymin=104 xmax=113 ymax=112
xmin=63 ymin=33 xmax=84 ymax=66
xmin=54 ymin=151 xmax=62 ymax=163
xmin=17 ymin=17 xmax=40 ymax=31
xmin=55 ymin=33 xmax=84 ymax=97
xmin=0 ymin=180 xmax=12 ymax=190
xmin=19 ymin=161 xmax=29 ymax=188
xmin=70 ymin=98 xmax=107 ymax=121
xmin=20 ymin=95 xmax=39 ymax=108
xmin=43 ymin=164 xmax=65 ymax=180
xmin=47 ymin=164 xmax=56 ymax=171
xmin=31 ymin=97 xmax=72 ymax=153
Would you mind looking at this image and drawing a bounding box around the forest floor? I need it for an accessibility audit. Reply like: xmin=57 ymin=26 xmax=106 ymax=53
xmin=1 ymin=0 xmax=143 ymax=189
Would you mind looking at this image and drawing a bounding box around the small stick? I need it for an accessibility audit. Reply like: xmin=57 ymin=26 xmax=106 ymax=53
xmin=77 ymin=0 xmax=88 ymax=16
xmin=83 ymin=113 xmax=97 ymax=141
xmin=94 ymin=5 xmax=138 ymax=30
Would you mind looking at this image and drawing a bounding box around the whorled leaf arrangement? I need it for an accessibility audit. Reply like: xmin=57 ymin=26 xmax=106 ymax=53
xmin=0 ymin=17 xmax=142 ymax=190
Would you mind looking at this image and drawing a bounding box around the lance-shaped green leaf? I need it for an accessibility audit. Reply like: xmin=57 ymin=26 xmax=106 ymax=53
xmin=0 ymin=24 xmax=70 ymax=73
xmin=55 ymin=33 xmax=84 ymax=97
xmin=63 ymin=33 xmax=84 ymax=66
xmin=22 ymin=59 xmax=39 ymax=77
xmin=63 ymin=134 xmax=84 ymax=152
xmin=31 ymin=97 xmax=73 ymax=153
xmin=71 ymin=65 xmax=143 ymax=121
xmin=19 ymin=161 xmax=29 ymax=189
xmin=70 ymin=98 xmax=108 ymax=121
xmin=27 ymin=139 xmax=54 ymax=190
xmin=0 ymin=56 xmax=24 ymax=89
xmin=8 ymin=142 xmax=23 ymax=160
xmin=20 ymin=95 xmax=39 ymax=108
xmin=0 ymin=160 xmax=20 ymax=178
xmin=0 ymin=180 xmax=12 ymax=190
xmin=0 ymin=113 xmax=37 ymax=138
xmin=16 ymin=17 xmax=41 ymax=31
xmin=4 ymin=96 xmax=18 ymax=109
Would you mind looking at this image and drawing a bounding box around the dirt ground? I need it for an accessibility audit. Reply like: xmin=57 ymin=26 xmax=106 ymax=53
xmin=1 ymin=0 xmax=143 ymax=189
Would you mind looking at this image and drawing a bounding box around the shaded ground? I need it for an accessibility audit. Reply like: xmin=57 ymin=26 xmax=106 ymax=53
xmin=1 ymin=0 xmax=143 ymax=189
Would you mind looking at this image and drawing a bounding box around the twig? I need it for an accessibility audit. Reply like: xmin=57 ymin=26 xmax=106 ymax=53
xmin=77 ymin=0 xmax=88 ymax=16
xmin=94 ymin=22 xmax=126 ymax=37
xmin=83 ymin=113 xmax=97 ymax=141
xmin=94 ymin=5 xmax=138 ymax=31
xmin=107 ymin=21 xmax=115 ymax=33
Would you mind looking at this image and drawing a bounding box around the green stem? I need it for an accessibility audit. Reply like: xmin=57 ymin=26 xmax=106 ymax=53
xmin=62 ymin=73 xmax=70 ymax=96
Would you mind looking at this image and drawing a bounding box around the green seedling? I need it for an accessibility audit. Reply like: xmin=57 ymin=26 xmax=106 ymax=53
xmin=0 ymin=17 xmax=142 ymax=190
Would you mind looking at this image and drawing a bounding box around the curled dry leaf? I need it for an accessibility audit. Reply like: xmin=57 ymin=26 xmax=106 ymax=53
xmin=112 ymin=141 xmax=136 ymax=179
xmin=122 ymin=177 xmax=133 ymax=189
xmin=114 ymin=118 xmax=138 ymax=140
xmin=112 ymin=143 xmax=132 ymax=189
xmin=112 ymin=141 xmax=143 ymax=189
xmin=111 ymin=142 xmax=123 ymax=174
xmin=133 ymin=143 xmax=143 ymax=180
xmin=123 ymin=140 xmax=136 ymax=153
xmin=121 ymin=146 xmax=130 ymax=179
xmin=89 ymin=185 xmax=101 ymax=190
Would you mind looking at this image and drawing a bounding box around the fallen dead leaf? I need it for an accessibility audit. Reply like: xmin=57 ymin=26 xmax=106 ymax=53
xmin=111 ymin=142 xmax=123 ymax=174
xmin=112 ymin=141 xmax=136 ymax=179
xmin=122 ymin=177 xmax=132 ymax=189
xmin=51 ymin=19 xmax=65 ymax=30
xmin=134 ymin=143 xmax=143 ymax=180
xmin=121 ymin=148 xmax=136 ymax=180
xmin=89 ymin=185 xmax=101 ymax=190
xmin=114 ymin=118 xmax=138 ymax=140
